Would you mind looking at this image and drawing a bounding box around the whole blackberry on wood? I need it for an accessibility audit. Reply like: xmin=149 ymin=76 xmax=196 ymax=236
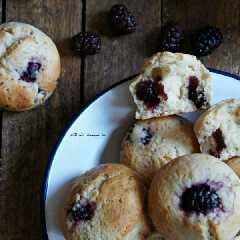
xmin=72 ymin=32 xmax=101 ymax=56
xmin=159 ymin=22 xmax=184 ymax=52
xmin=109 ymin=4 xmax=136 ymax=34
xmin=191 ymin=26 xmax=223 ymax=56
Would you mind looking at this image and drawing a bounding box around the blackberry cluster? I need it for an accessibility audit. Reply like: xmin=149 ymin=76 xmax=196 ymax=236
xmin=180 ymin=183 xmax=222 ymax=215
xmin=109 ymin=4 xmax=136 ymax=34
xmin=159 ymin=22 xmax=184 ymax=52
xmin=191 ymin=26 xmax=223 ymax=56
xmin=159 ymin=23 xmax=223 ymax=56
xmin=72 ymin=32 xmax=101 ymax=56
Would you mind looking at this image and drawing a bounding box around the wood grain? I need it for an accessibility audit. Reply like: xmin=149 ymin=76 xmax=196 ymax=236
xmin=162 ymin=0 xmax=240 ymax=75
xmin=84 ymin=0 xmax=162 ymax=102
xmin=0 ymin=0 xmax=239 ymax=239
xmin=0 ymin=0 xmax=82 ymax=239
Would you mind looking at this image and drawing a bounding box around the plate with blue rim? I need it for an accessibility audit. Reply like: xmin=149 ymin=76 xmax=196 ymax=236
xmin=41 ymin=68 xmax=240 ymax=239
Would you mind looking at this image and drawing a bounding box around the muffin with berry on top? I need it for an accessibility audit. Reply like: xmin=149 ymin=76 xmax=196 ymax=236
xmin=0 ymin=22 xmax=60 ymax=111
xmin=121 ymin=116 xmax=199 ymax=182
xmin=64 ymin=164 xmax=150 ymax=240
xmin=148 ymin=154 xmax=240 ymax=240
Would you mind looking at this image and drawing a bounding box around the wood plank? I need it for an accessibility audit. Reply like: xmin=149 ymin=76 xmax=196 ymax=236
xmin=0 ymin=0 xmax=82 ymax=238
xmin=0 ymin=1 xmax=2 ymax=22
xmin=84 ymin=0 xmax=162 ymax=102
xmin=162 ymin=0 xmax=240 ymax=75
xmin=0 ymin=0 xmax=5 ymax=237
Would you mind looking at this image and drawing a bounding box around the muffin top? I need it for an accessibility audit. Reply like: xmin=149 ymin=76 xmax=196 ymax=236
xmin=64 ymin=163 xmax=150 ymax=240
xmin=0 ymin=22 xmax=60 ymax=111
xmin=148 ymin=153 xmax=240 ymax=240
xmin=121 ymin=116 xmax=199 ymax=182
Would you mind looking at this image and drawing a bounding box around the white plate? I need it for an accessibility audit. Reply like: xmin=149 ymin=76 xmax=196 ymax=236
xmin=41 ymin=69 xmax=240 ymax=240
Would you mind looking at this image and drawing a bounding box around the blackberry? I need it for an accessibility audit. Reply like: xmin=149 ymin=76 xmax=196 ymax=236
xmin=140 ymin=127 xmax=153 ymax=145
xmin=20 ymin=62 xmax=41 ymax=82
xmin=209 ymin=128 xmax=226 ymax=158
xmin=136 ymin=79 xmax=168 ymax=109
xmin=191 ymin=26 xmax=223 ymax=56
xmin=188 ymin=76 xmax=207 ymax=108
xmin=180 ymin=183 xmax=222 ymax=215
xmin=109 ymin=4 xmax=136 ymax=34
xmin=136 ymin=80 xmax=160 ymax=109
xmin=67 ymin=199 xmax=96 ymax=222
xmin=72 ymin=32 xmax=101 ymax=56
xmin=159 ymin=22 xmax=184 ymax=52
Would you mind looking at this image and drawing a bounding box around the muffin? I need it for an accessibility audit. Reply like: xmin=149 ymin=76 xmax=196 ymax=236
xmin=130 ymin=51 xmax=212 ymax=119
xmin=194 ymin=99 xmax=240 ymax=161
xmin=64 ymin=164 xmax=150 ymax=240
xmin=148 ymin=153 xmax=240 ymax=240
xmin=0 ymin=22 xmax=60 ymax=111
xmin=121 ymin=116 xmax=199 ymax=182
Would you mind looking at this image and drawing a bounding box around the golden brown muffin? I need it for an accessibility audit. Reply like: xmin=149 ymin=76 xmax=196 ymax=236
xmin=64 ymin=164 xmax=150 ymax=240
xmin=121 ymin=116 xmax=199 ymax=182
xmin=148 ymin=154 xmax=240 ymax=240
xmin=0 ymin=22 xmax=60 ymax=111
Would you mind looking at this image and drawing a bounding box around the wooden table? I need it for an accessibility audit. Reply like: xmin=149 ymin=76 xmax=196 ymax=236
xmin=0 ymin=0 xmax=239 ymax=239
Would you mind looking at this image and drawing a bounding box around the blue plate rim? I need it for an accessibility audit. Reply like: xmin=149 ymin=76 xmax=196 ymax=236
xmin=40 ymin=68 xmax=240 ymax=240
